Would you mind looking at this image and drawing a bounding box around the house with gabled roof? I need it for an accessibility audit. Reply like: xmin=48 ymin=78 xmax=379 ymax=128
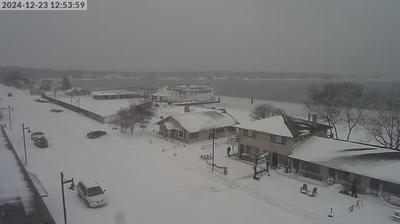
xmin=235 ymin=114 xmax=331 ymax=164
xmin=235 ymin=114 xmax=400 ymax=199
xmin=157 ymin=110 xmax=239 ymax=143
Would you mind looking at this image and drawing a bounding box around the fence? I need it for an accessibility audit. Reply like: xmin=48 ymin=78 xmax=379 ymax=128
xmin=41 ymin=94 xmax=105 ymax=123
xmin=201 ymin=136 xmax=238 ymax=150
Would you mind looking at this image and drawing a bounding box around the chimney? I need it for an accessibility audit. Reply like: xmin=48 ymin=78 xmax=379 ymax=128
xmin=312 ymin=114 xmax=317 ymax=126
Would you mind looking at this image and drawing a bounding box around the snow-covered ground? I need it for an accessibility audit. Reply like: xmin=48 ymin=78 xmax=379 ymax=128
xmin=0 ymin=134 xmax=34 ymax=212
xmin=0 ymin=85 xmax=398 ymax=224
xmin=46 ymin=92 xmax=143 ymax=117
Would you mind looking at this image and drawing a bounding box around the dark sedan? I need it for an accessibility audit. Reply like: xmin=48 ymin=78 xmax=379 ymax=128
xmin=86 ymin=131 xmax=107 ymax=139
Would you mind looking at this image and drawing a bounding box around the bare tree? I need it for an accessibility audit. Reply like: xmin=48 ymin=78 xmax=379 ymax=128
xmin=307 ymin=84 xmax=342 ymax=139
xmin=117 ymin=102 xmax=154 ymax=134
xmin=250 ymin=104 xmax=285 ymax=120
xmin=336 ymin=82 xmax=365 ymax=141
xmin=363 ymin=90 xmax=400 ymax=150
xmin=60 ymin=77 xmax=72 ymax=90
xmin=307 ymin=82 xmax=367 ymax=140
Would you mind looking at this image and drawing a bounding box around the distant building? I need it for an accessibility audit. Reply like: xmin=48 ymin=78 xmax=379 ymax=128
xmin=151 ymin=84 xmax=216 ymax=104
xmin=65 ymin=87 xmax=91 ymax=96
xmin=157 ymin=110 xmax=238 ymax=143
xmin=29 ymin=87 xmax=44 ymax=95
xmin=92 ymin=90 xmax=142 ymax=100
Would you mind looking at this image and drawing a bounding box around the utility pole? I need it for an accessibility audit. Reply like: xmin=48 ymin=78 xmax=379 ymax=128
xmin=22 ymin=123 xmax=30 ymax=166
xmin=212 ymin=129 xmax=215 ymax=172
xmin=8 ymin=105 xmax=12 ymax=131
xmin=60 ymin=172 xmax=76 ymax=224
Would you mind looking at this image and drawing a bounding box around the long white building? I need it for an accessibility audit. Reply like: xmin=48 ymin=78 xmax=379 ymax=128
xmin=151 ymin=84 xmax=216 ymax=104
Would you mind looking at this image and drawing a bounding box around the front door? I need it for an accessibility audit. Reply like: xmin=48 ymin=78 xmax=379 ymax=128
xmin=370 ymin=178 xmax=380 ymax=195
xmin=272 ymin=153 xmax=278 ymax=169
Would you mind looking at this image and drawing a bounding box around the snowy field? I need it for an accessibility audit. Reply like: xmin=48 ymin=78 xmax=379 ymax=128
xmin=45 ymin=92 xmax=143 ymax=117
xmin=0 ymin=85 xmax=398 ymax=224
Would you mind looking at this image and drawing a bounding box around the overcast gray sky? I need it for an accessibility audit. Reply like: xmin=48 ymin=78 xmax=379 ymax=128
xmin=0 ymin=0 xmax=399 ymax=76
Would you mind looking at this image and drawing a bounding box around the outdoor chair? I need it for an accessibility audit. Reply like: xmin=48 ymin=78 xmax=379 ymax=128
xmin=300 ymin=184 xmax=308 ymax=194
xmin=308 ymin=187 xmax=317 ymax=197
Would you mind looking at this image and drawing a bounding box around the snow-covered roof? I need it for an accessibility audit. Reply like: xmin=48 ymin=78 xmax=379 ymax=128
xmin=235 ymin=116 xmax=293 ymax=137
xmin=0 ymin=131 xmax=55 ymax=223
xmin=164 ymin=122 xmax=183 ymax=131
xmin=290 ymin=136 xmax=400 ymax=184
xmin=234 ymin=115 xmax=331 ymax=138
xmin=158 ymin=110 xmax=239 ymax=133
xmin=92 ymin=90 xmax=137 ymax=96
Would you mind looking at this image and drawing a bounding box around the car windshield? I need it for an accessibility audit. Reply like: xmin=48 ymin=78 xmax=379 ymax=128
xmin=87 ymin=186 xmax=104 ymax=197
xmin=32 ymin=132 xmax=44 ymax=136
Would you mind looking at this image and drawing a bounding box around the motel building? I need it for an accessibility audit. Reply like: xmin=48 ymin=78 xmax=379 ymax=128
xmin=235 ymin=114 xmax=400 ymax=199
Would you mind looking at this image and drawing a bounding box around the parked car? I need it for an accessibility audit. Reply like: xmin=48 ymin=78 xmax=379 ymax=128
xmin=50 ymin=108 xmax=63 ymax=113
xmin=31 ymin=132 xmax=45 ymax=141
xmin=34 ymin=137 xmax=48 ymax=148
xmin=86 ymin=131 xmax=106 ymax=139
xmin=34 ymin=98 xmax=48 ymax=103
xmin=77 ymin=181 xmax=107 ymax=208
xmin=7 ymin=93 xmax=13 ymax=97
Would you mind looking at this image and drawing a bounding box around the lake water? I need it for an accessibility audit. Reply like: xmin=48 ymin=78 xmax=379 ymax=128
xmin=71 ymin=78 xmax=400 ymax=103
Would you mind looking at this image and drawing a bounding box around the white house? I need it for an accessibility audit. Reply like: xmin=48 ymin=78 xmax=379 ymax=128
xmin=151 ymin=84 xmax=216 ymax=104
xmin=157 ymin=110 xmax=238 ymax=143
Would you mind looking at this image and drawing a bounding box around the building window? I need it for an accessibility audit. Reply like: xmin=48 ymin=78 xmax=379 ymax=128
xmin=227 ymin=127 xmax=236 ymax=133
xmin=338 ymin=171 xmax=361 ymax=184
xmin=178 ymin=130 xmax=184 ymax=138
xmin=271 ymin=134 xmax=286 ymax=145
xmin=301 ymin=161 xmax=320 ymax=174
xmin=189 ymin=132 xmax=198 ymax=139
xmin=243 ymin=129 xmax=256 ymax=138
xmin=215 ymin=128 xmax=225 ymax=134
xmin=244 ymin=145 xmax=259 ymax=156
xmin=245 ymin=145 xmax=251 ymax=154
xmin=239 ymin=144 xmax=245 ymax=154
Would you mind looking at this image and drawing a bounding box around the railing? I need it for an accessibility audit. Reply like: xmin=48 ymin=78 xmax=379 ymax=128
xmin=201 ymin=136 xmax=238 ymax=150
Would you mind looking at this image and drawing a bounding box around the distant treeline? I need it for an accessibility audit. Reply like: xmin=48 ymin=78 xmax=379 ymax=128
xmin=0 ymin=66 xmax=394 ymax=81
xmin=0 ymin=71 xmax=31 ymax=88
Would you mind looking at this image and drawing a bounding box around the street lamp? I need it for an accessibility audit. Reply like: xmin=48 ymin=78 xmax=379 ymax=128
xmin=209 ymin=129 xmax=215 ymax=171
xmin=8 ymin=105 xmax=13 ymax=131
xmin=60 ymin=172 xmax=76 ymax=224
xmin=22 ymin=123 xmax=30 ymax=166
xmin=0 ymin=105 xmax=14 ymax=131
